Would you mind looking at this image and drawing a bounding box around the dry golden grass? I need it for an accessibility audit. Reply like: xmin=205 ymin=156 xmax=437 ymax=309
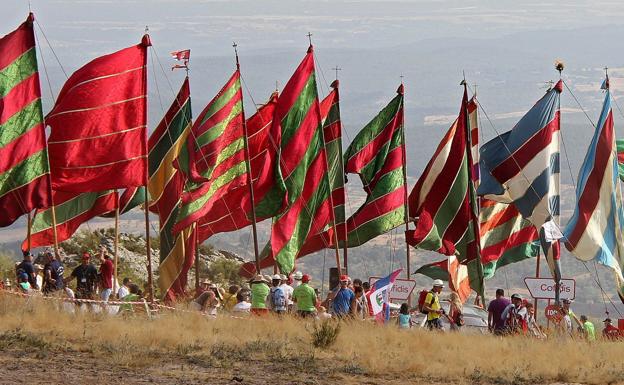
xmin=1 ymin=293 xmax=623 ymax=385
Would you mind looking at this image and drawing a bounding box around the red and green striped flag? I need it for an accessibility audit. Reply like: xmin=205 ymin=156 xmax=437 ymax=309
xmin=408 ymin=87 xmax=483 ymax=295
xmin=341 ymin=85 xmax=407 ymax=247
xmin=147 ymin=78 xmax=196 ymax=302
xmin=479 ymin=198 xmax=540 ymax=278
xmin=297 ymin=80 xmax=346 ymax=256
xmin=24 ymin=190 xmax=117 ymax=250
xmin=0 ymin=13 xmax=51 ymax=227
xmin=266 ymin=46 xmax=333 ymax=273
xmin=174 ymin=70 xmax=249 ymax=232
xmin=195 ymin=92 xmax=281 ymax=241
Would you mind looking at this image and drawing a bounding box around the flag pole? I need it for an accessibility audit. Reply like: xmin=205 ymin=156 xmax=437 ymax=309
xmin=142 ymin=30 xmax=154 ymax=303
xmin=195 ymin=233 xmax=200 ymax=291
xmin=534 ymin=252 xmax=541 ymax=321
xmin=461 ymin=77 xmax=485 ymax=303
xmin=332 ymin=67 xmax=348 ymax=275
xmin=233 ymin=42 xmax=261 ymax=274
xmin=114 ymin=192 xmax=120 ymax=296
xmin=26 ymin=212 xmax=32 ymax=251
xmin=309 ymin=34 xmax=342 ymax=274
xmin=397 ymin=79 xmax=410 ymax=283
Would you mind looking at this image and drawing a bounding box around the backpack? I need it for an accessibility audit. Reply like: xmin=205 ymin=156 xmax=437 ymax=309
xmin=270 ymin=287 xmax=286 ymax=310
xmin=417 ymin=290 xmax=435 ymax=314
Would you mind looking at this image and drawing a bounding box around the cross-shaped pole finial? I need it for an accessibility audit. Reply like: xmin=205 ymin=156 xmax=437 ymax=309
xmin=332 ymin=66 xmax=342 ymax=81
xmin=307 ymin=32 xmax=313 ymax=46
xmin=232 ymin=41 xmax=240 ymax=69
xmin=400 ymin=74 xmax=404 ymax=84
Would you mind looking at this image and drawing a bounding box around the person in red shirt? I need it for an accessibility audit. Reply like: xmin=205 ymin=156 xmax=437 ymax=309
xmin=98 ymin=246 xmax=114 ymax=303
xmin=602 ymin=318 xmax=621 ymax=341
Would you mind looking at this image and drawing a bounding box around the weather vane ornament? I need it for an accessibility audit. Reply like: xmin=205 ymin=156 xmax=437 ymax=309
xmin=171 ymin=49 xmax=190 ymax=71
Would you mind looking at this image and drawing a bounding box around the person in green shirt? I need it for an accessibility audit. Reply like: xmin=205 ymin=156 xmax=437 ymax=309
xmin=118 ymin=284 xmax=140 ymax=314
xmin=580 ymin=315 xmax=596 ymax=341
xmin=250 ymin=275 xmax=270 ymax=316
xmin=292 ymin=274 xmax=317 ymax=317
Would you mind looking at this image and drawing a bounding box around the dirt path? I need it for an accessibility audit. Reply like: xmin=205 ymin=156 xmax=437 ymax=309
xmin=0 ymin=348 xmax=468 ymax=385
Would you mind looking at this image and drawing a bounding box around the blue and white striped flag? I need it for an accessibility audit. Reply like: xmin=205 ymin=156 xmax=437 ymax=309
xmin=564 ymin=86 xmax=624 ymax=302
xmin=478 ymin=81 xmax=563 ymax=290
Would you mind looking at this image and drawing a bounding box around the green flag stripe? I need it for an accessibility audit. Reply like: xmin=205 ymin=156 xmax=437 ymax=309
xmin=481 ymin=219 xmax=533 ymax=249
xmin=358 ymin=129 xmax=402 ymax=184
xmin=148 ymin=101 xmax=191 ymax=173
xmin=275 ymin=173 xmax=330 ymax=265
xmin=178 ymin=160 xmax=247 ymax=221
xmin=0 ymin=48 xmax=37 ymax=98
xmin=31 ymin=191 xmax=113 ymax=232
xmin=418 ymin=154 xmax=468 ymax=246
xmin=344 ymin=95 xmax=402 ymax=161
xmin=365 ymin=168 xmax=404 ymax=202
xmin=280 ymin=74 xmax=317 ymax=148
xmin=283 ymin=128 xmax=323 ymax=202
xmin=195 ymin=101 xmax=243 ymax=149
xmin=198 ymin=80 xmax=241 ymax=126
xmin=0 ymin=150 xmax=48 ymax=197
xmin=0 ymin=98 xmax=42 ymax=148
xmin=483 ymin=242 xmax=539 ymax=279
xmin=346 ymin=207 xmax=404 ymax=247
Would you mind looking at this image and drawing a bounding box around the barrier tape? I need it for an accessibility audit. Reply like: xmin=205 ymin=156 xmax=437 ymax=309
xmin=1 ymin=288 xmax=282 ymax=321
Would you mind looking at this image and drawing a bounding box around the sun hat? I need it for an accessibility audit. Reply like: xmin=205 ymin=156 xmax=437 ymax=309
xmin=432 ymin=279 xmax=444 ymax=287
xmin=302 ymin=274 xmax=311 ymax=283
xmin=280 ymin=274 xmax=287 ymax=281
xmin=511 ymin=293 xmax=522 ymax=300
xmin=340 ymin=274 xmax=349 ymax=282
xmin=251 ymin=274 xmax=267 ymax=284
xmin=293 ymin=271 xmax=303 ymax=280
xmin=272 ymin=274 xmax=282 ymax=281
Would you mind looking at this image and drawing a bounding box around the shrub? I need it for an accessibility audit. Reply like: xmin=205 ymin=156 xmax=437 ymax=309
xmin=309 ymin=320 xmax=340 ymax=349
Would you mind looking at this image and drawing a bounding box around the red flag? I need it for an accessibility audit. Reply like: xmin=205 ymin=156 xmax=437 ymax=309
xmin=171 ymin=49 xmax=190 ymax=61
xmin=46 ymin=36 xmax=151 ymax=193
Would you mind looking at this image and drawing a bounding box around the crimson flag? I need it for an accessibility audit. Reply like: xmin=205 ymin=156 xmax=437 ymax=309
xmin=46 ymin=36 xmax=151 ymax=193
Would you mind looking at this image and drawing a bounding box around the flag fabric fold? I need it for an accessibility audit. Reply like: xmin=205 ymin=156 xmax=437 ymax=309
xmin=147 ymin=78 xmax=196 ymax=301
xmin=564 ymin=87 xmax=624 ymax=302
xmin=195 ymin=92 xmax=283 ymax=241
xmin=46 ymin=36 xmax=150 ymax=193
xmin=0 ymin=13 xmax=51 ymax=227
xmin=24 ymin=190 xmax=118 ymax=250
xmin=479 ymin=198 xmax=540 ymax=278
xmin=174 ymin=70 xmax=254 ymax=234
xmin=296 ymin=80 xmax=346 ymax=256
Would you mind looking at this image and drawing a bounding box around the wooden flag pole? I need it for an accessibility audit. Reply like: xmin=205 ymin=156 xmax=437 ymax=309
xmin=195 ymin=233 xmax=200 ymax=292
xmin=534 ymin=253 xmax=541 ymax=322
xmin=26 ymin=212 xmax=32 ymax=251
xmin=142 ymin=29 xmax=154 ymax=303
xmin=114 ymin=192 xmax=120 ymax=297
xmin=397 ymin=81 xmax=410 ymax=283
xmin=233 ymin=42 xmax=261 ymax=274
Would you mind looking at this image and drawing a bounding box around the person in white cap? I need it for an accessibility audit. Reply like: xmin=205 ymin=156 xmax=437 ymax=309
xmin=501 ymin=293 xmax=527 ymax=334
xmin=291 ymin=271 xmax=302 ymax=288
xmin=269 ymin=274 xmax=287 ymax=315
xmin=423 ymin=279 xmax=445 ymax=330
xmin=279 ymin=274 xmax=294 ymax=312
